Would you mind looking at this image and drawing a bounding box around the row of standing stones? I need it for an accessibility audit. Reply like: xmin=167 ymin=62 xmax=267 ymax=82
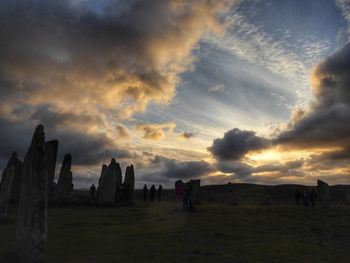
xmin=0 ymin=125 xmax=136 ymax=262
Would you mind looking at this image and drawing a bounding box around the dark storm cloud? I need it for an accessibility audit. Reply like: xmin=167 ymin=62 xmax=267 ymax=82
xmin=0 ymin=117 xmax=133 ymax=167
xmin=208 ymin=128 xmax=270 ymax=161
xmin=276 ymin=43 xmax=350 ymax=150
xmin=0 ymin=0 xmax=231 ymax=175
xmin=207 ymin=43 xmax=350 ymax=183
xmin=53 ymin=130 xmax=133 ymax=166
xmin=152 ymin=156 xmax=214 ymax=179
xmin=0 ymin=0 xmax=229 ymax=120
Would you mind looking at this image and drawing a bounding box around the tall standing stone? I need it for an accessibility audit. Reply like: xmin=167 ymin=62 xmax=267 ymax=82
xmin=190 ymin=179 xmax=201 ymax=204
xmin=7 ymin=152 xmax=24 ymax=203
xmin=97 ymin=164 xmax=110 ymax=205
xmin=0 ymin=152 xmax=23 ymax=221
xmin=108 ymin=158 xmax=122 ymax=203
xmin=97 ymin=159 xmax=120 ymax=205
xmin=54 ymin=154 xmax=73 ymax=205
xmin=109 ymin=158 xmax=122 ymax=186
xmin=16 ymin=125 xmax=47 ymax=263
xmin=318 ymin=180 xmax=330 ymax=208
xmin=0 ymin=166 xmax=15 ymax=221
xmin=44 ymin=140 xmax=58 ymax=198
xmin=124 ymin=164 xmax=135 ymax=204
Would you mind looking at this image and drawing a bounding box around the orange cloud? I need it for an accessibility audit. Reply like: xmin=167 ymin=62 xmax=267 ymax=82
xmin=135 ymin=123 xmax=176 ymax=140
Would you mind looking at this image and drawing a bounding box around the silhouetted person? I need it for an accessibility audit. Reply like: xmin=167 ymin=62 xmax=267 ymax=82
xmin=302 ymin=188 xmax=309 ymax=206
xmin=309 ymin=189 xmax=317 ymax=207
xmin=150 ymin=185 xmax=156 ymax=202
xmin=157 ymin=185 xmax=163 ymax=202
xmin=294 ymin=188 xmax=302 ymax=205
xmin=90 ymin=184 xmax=96 ymax=203
xmin=143 ymin=184 xmax=148 ymax=202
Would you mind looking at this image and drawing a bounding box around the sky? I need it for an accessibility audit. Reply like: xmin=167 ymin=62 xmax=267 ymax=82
xmin=0 ymin=0 xmax=350 ymax=188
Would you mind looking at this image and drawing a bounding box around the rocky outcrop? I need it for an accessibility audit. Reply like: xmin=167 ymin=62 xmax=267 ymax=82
xmin=16 ymin=125 xmax=47 ymax=263
xmin=54 ymin=154 xmax=73 ymax=205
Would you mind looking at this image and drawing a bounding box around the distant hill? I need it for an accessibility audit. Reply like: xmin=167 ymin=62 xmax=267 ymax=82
xmin=73 ymin=183 xmax=350 ymax=206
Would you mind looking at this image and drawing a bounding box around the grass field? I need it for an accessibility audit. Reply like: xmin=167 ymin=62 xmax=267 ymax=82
xmin=1 ymin=202 xmax=350 ymax=263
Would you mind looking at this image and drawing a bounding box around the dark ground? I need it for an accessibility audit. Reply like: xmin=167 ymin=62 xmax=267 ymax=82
xmin=1 ymin=184 xmax=350 ymax=263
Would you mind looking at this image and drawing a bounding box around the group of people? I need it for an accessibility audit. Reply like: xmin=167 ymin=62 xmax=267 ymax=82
xmin=143 ymin=184 xmax=163 ymax=202
xmin=294 ymin=188 xmax=317 ymax=207
xmin=175 ymin=180 xmax=194 ymax=212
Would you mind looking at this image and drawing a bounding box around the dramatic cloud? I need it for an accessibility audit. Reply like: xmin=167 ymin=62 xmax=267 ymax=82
xmin=276 ymin=43 xmax=350 ymax=150
xmin=208 ymin=128 xmax=269 ymax=161
xmin=0 ymin=117 xmax=133 ymax=166
xmin=140 ymin=156 xmax=214 ymax=184
xmin=135 ymin=122 xmax=176 ymax=140
xmin=209 ymin=43 xmax=350 ymax=184
xmin=0 ymin=0 xmax=232 ymax=184
xmin=0 ymin=0 xmax=230 ymax=123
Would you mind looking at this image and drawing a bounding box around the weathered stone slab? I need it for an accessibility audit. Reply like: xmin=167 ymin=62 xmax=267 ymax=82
xmin=123 ymin=164 xmax=135 ymax=204
xmin=97 ymin=164 xmax=110 ymax=205
xmin=318 ymin=180 xmax=330 ymax=208
xmin=0 ymin=151 xmax=23 ymax=221
xmin=54 ymin=154 xmax=73 ymax=205
xmin=16 ymin=125 xmax=47 ymax=263
xmin=7 ymin=152 xmax=23 ymax=203
xmin=108 ymin=158 xmax=122 ymax=204
xmin=97 ymin=159 xmax=121 ymax=205
xmin=44 ymin=140 xmax=58 ymax=197
xmin=0 ymin=166 xmax=15 ymax=221
xmin=190 ymin=179 xmax=201 ymax=204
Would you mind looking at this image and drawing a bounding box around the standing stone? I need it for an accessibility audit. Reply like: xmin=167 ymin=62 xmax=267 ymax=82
xmin=97 ymin=164 xmax=111 ymax=205
xmin=54 ymin=154 xmax=73 ymax=205
xmin=190 ymin=179 xmax=201 ymax=204
xmin=124 ymin=164 xmax=135 ymax=204
xmin=16 ymin=125 xmax=47 ymax=263
xmin=0 ymin=152 xmax=23 ymax=208
xmin=108 ymin=158 xmax=122 ymax=204
xmin=0 ymin=166 xmax=15 ymax=221
xmin=109 ymin=158 xmax=122 ymax=186
xmin=7 ymin=152 xmax=24 ymax=203
xmin=44 ymin=140 xmax=58 ymax=198
xmin=318 ymin=180 xmax=330 ymax=208
xmin=97 ymin=159 xmax=120 ymax=205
